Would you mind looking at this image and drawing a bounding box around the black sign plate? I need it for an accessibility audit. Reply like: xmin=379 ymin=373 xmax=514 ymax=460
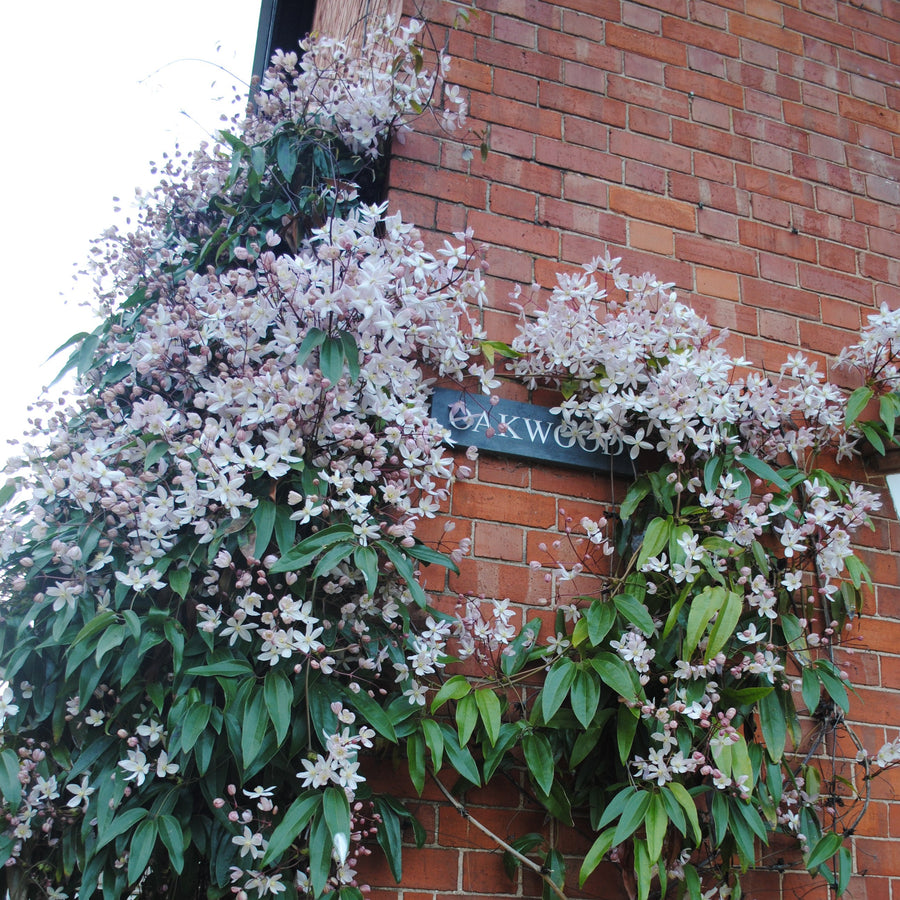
xmin=431 ymin=389 xmax=632 ymax=475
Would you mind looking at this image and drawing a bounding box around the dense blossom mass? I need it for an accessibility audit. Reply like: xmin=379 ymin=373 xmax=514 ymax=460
xmin=0 ymin=11 xmax=899 ymax=900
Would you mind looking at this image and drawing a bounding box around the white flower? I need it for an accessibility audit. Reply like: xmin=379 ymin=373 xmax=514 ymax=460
xmin=232 ymin=825 xmax=266 ymax=859
xmin=119 ymin=749 xmax=152 ymax=786
xmin=65 ymin=776 xmax=95 ymax=809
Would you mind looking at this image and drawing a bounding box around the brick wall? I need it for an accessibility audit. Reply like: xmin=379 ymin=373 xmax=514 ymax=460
xmin=365 ymin=0 xmax=900 ymax=897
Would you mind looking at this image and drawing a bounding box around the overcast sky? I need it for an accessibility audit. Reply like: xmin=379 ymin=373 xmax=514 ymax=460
xmin=0 ymin=1 xmax=263 ymax=458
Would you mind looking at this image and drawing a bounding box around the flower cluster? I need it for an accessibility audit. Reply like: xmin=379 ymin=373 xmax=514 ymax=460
xmin=0 ymin=18 xmax=483 ymax=900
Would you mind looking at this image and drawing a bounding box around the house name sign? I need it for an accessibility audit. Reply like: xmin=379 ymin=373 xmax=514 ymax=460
xmin=430 ymin=389 xmax=632 ymax=475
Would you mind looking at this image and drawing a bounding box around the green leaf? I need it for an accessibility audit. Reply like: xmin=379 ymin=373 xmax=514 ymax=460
xmin=339 ymin=331 xmax=361 ymax=383
xmin=354 ymin=545 xmax=378 ymax=596
xmin=806 ymin=831 xmax=843 ymax=870
xmin=523 ymin=732 xmax=554 ymax=795
xmin=646 ymin=793 xmax=667 ymax=862
xmin=186 ymin=659 xmax=255 ymax=678
xmin=612 ymin=790 xmax=651 ymax=846
xmin=343 ymin=685 xmax=397 ymax=742
xmin=541 ymin=657 xmax=576 ymax=721
xmin=276 ymin=135 xmax=299 ymax=181
xmin=309 ymin=810 xmax=331 ymax=897
xmin=619 ymin=477 xmax=650 ymax=520
xmin=816 ymin=663 xmax=850 ymax=714
xmin=320 ymin=335 xmax=344 ymax=384
xmin=859 ymin=420 xmax=885 ymax=454
xmin=431 ymin=675 xmax=471 ymax=713
xmin=591 ymin=652 xmax=639 ymax=703
xmin=474 ymin=688 xmax=502 ymax=746
xmin=735 ymin=452 xmax=792 ymax=493
xmin=296 ymin=327 xmax=327 ymax=366
xmin=242 ymin=689 xmax=270 ymax=770
xmin=597 ymin=785 xmax=636 ymax=830
xmin=98 ymin=807 xmax=148 ymax=849
xmin=613 ymin=593 xmax=655 ymax=637
xmin=704 ymin=590 xmax=743 ymax=661
xmin=570 ymin=667 xmax=601 ymax=729
xmin=128 ymin=818 xmax=157 ymax=885
xmin=407 ymin=731 xmax=425 ymax=796
xmin=542 ymin=848 xmax=565 ymax=900
xmin=758 ymin=689 xmax=786 ymax=762
xmin=0 ymin=750 xmax=22 ymax=806
xmin=586 ymin=600 xmax=615 ymax=645
xmin=405 ymin=540 xmax=459 ymax=573
xmin=181 ymin=703 xmax=211 ymax=753
xmin=441 ymin=725 xmax=481 ymax=786
xmin=312 ymin=540 xmax=356 ymax=579
xmin=253 ymin=500 xmax=278 ymax=560
xmin=95 ymin=623 xmax=127 ymax=664
xmin=324 ymin=786 xmax=351 ymax=863
xmin=264 ymin=669 xmax=293 ymax=744
xmin=269 ymin=523 xmax=354 ymax=573
xmin=579 ymin=827 xmax=615 ymax=885
xmin=377 ymin=540 xmax=428 ymax=607
xmin=801 ymin=667 xmax=821 ymax=714
xmin=684 ymin=586 xmax=725 ymax=659
xmin=501 ymin=618 xmax=541 ymax=676
xmin=845 ymin=385 xmax=874 ymax=427
xmin=375 ymin=798 xmax=404 ymax=883
xmin=157 ymin=815 xmax=185 ymax=875
xmin=668 ymin=782 xmax=701 ymax=844
xmin=635 ymin=517 xmax=670 ymax=570
xmin=456 ymin=692 xmax=479 ymax=746
xmin=422 ymin=718 xmax=444 ymax=772
xmin=70 ymin=610 xmax=118 ymax=649
xmin=262 ymin=793 xmax=321 ymax=864
xmin=144 ymin=441 xmax=169 ymax=469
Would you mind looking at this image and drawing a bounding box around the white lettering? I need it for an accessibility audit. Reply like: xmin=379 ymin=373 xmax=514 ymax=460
xmin=470 ymin=411 xmax=492 ymax=433
xmin=553 ymin=425 xmax=577 ymax=448
xmin=523 ymin=418 xmax=553 ymax=444
xmin=498 ymin=414 xmax=522 ymax=440
xmin=448 ymin=403 xmax=474 ymax=430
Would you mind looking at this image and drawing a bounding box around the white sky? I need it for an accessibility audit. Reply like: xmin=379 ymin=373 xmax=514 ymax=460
xmin=0 ymin=1 xmax=263 ymax=458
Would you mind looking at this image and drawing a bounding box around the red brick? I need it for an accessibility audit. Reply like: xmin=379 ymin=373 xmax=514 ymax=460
xmin=739 ymin=221 xmax=818 ymax=263
xmin=474 ymin=522 xmax=524 ymax=562
xmin=630 ymin=221 xmax=674 ymax=255
xmin=609 ymin=186 xmax=696 ymax=231
xmin=784 ymin=101 xmax=858 ymax=142
xmin=666 ymin=66 xmax=744 ymax=108
xmin=607 ymin=75 xmax=690 ymax=117
xmin=731 ymin=12 xmax=804 ymax=53
xmin=493 ymin=68 xmax=538 ymax=104
xmin=742 ymin=276 xmax=820 ymax=320
xmin=610 ymin=130 xmax=692 ymax=173
xmin=469 ymin=92 xmax=561 ymax=138
xmin=696 ymin=267 xmax=741 ymax=301
xmin=362 ymin=846 xmax=460 ymax=891
xmin=672 ymin=119 xmax=752 ymax=161
xmin=605 ymin=23 xmax=687 ymax=66
xmin=563 ymin=116 xmax=610 ymax=151
xmin=629 ymin=107 xmax=670 ymax=140
xmin=535 ymin=137 xmax=623 ymax=183
xmin=471 ymin=153 xmax=562 ymax=196
xmin=662 ymin=17 xmax=741 ymax=56
xmin=490 ymin=184 xmax=535 ymax=221
xmin=675 ymin=235 xmax=757 ymax=276
xmin=475 ymin=39 xmax=562 ymax=81
xmin=783 ymin=6 xmax=855 ymax=48
xmin=623 ymin=52 xmax=665 ymax=85
xmin=537 ymin=196 xmax=603 ymax=236
xmin=798 ymin=264 xmax=875 ymax=306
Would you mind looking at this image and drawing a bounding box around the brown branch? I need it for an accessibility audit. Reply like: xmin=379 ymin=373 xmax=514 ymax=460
xmin=430 ymin=773 xmax=569 ymax=900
